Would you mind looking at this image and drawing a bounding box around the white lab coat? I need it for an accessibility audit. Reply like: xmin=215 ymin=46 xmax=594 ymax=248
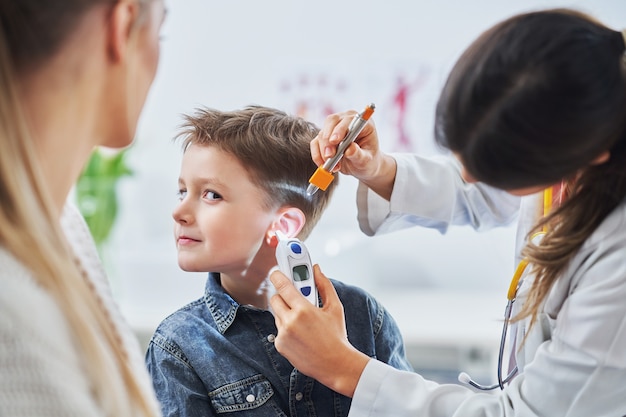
xmin=348 ymin=153 xmax=626 ymax=417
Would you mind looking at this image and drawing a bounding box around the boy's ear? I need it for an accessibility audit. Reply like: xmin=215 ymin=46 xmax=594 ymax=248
xmin=107 ymin=0 xmax=140 ymax=62
xmin=266 ymin=207 xmax=306 ymax=247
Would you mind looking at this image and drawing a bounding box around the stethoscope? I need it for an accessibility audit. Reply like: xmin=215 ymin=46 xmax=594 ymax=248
xmin=458 ymin=187 xmax=555 ymax=390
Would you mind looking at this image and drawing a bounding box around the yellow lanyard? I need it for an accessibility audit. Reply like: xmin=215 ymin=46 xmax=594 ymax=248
xmin=462 ymin=185 xmax=559 ymax=391
xmin=543 ymin=186 xmax=552 ymax=233
xmin=506 ymin=186 xmax=556 ymax=301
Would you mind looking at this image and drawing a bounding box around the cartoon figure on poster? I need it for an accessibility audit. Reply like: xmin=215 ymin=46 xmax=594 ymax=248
xmin=388 ymin=68 xmax=429 ymax=152
xmin=279 ymin=72 xmax=348 ymax=125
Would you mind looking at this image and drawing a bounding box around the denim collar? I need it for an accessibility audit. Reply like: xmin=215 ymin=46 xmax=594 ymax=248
xmin=204 ymin=272 xmax=241 ymax=334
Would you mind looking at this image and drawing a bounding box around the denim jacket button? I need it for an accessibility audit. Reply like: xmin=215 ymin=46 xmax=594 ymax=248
xmin=295 ymin=392 xmax=303 ymax=401
xmin=246 ymin=394 xmax=255 ymax=403
xmin=267 ymin=334 xmax=276 ymax=343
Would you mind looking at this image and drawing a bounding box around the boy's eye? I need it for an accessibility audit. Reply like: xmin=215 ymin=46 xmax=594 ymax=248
xmin=203 ymin=190 xmax=222 ymax=201
xmin=177 ymin=189 xmax=187 ymax=200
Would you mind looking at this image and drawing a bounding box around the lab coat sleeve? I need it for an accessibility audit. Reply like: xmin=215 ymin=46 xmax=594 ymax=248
xmin=349 ymin=349 xmax=624 ymax=417
xmin=348 ymin=203 xmax=626 ymax=417
xmin=357 ymin=153 xmax=520 ymax=236
xmin=348 ymin=359 xmax=511 ymax=417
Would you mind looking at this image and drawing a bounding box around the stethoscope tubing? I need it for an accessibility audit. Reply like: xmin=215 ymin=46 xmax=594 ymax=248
xmin=460 ymin=188 xmax=555 ymax=391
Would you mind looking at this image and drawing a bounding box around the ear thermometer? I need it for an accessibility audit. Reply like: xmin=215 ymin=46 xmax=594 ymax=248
xmin=275 ymin=231 xmax=318 ymax=307
xmin=307 ymin=103 xmax=376 ymax=195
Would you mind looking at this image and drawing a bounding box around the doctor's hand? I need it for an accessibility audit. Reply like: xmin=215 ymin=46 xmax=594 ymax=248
xmin=312 ymin=109 xmax=397 ymax=201
xmin=269 ymin=265 xmax=370 ymax=398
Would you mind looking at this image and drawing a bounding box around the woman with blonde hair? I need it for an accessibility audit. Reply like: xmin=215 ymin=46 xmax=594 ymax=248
xmin=0 ymin=1 xmax=166 ymax=415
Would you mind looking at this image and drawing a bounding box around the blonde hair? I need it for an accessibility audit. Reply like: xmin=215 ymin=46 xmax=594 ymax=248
xmin=0 ymin=2 xmax=157 ymax=416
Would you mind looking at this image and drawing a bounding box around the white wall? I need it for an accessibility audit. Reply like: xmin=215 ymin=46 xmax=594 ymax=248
xmin=105 ymin=0 xmax=626 ymax=381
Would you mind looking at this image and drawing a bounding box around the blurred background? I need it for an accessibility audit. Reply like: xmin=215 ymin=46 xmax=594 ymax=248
xmin=91 ymin=0 xmax=626 ymax=385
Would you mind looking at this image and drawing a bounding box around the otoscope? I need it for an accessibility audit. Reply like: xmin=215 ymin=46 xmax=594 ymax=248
xmin=306 ymin=103 xmax=375 ymax=195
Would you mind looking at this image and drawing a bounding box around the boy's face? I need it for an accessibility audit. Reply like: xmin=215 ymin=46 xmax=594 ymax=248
xmin=173 ymin=144 xmax=277 ymax=274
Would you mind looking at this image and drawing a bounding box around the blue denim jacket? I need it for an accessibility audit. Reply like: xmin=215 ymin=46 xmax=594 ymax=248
xmin=146 ymin=273 xmax=412 ymax=417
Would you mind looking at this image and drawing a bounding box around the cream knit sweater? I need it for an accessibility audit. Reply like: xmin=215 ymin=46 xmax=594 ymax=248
xmin=0 ymin=204 xmax=161 ymax=416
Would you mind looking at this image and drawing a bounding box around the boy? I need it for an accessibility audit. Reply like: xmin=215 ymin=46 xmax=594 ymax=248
xmin=145 ymin=105 xmax=412 ymax=416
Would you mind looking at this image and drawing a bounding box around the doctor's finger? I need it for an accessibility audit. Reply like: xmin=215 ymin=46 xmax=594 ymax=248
xmin=270 ymin=268 xmax=310 ymax=310
xmin=310 ymin=134 xmax=324 ymax=167
xmin=312 ymin=265 xmax=341 ymax=311
xmin=270 ymin=295 xmax=287 ymax=327
xmin=318 ymin=110 xmax=357 ymax=159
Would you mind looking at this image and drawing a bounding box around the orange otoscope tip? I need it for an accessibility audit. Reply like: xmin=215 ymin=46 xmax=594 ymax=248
xmin=361 ymin=105 xmax=375 ymax=120
xmin=308 ymin=167 xmax=335 ymax=192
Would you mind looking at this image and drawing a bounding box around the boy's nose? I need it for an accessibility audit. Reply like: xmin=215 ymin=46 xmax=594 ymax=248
xmin=172 ymin=202 xmax=193 ymax=224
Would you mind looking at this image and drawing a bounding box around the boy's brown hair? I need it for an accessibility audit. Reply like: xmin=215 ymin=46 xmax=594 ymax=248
xmin=176 ymin=105 xmax=338 ymax=239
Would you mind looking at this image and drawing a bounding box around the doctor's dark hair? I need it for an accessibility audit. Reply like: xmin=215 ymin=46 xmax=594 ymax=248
xmin=176 ymin=105 xmax=338 ymax=240
xmin=434 ymin=9 xmax=626 ymax=328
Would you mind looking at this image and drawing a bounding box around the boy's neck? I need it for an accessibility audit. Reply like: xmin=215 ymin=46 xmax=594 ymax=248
xmin=219 ymin=271 xmax=274 ymax=310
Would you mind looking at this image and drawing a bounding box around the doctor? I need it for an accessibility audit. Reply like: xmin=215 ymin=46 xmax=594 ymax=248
xmin=270 ymin=8 xmax=626 ymax=417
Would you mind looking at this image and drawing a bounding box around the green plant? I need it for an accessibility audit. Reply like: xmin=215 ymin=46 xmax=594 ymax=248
xmin=76 ymin=147 xmax=133 ymax=253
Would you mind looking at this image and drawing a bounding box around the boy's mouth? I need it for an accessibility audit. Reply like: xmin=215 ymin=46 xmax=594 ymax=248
xmin=177 ymin=235 xmax=201 ymax=245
